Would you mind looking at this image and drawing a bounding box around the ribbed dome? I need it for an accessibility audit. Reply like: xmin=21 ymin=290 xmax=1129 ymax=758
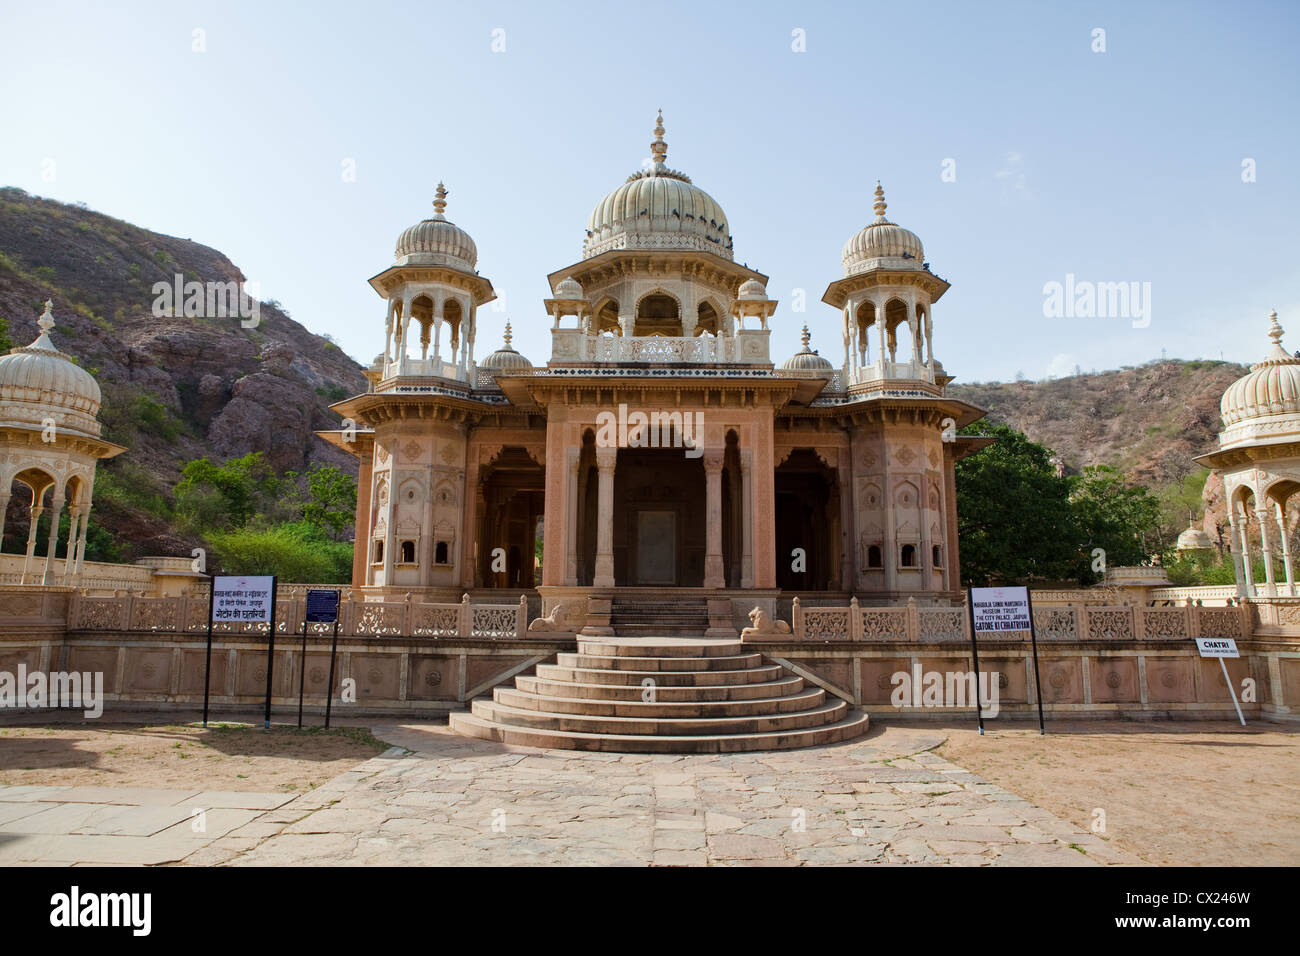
xmin=0 ymin=301 xmax=102 ymax=436
xmin=1176 ymin=524 xmax=1214 ymax=551
xmin=394 ymin=183 xmax=478 ymax=271
xmin=781 ymin=325 xmax=834 ymax=371
xmin=841 ymin=183 xmax=925 ymax=276
xmin=555 ymin=276 xmax=584 ymax=299
xmin=738 ymin=278 xmax=767 ymax=301
xmin=583 ymin=112 xmax=733 ymax=261
xmin=479 ymin=322 xmax=533 ymax=371
xmin=1220 ymin=312 xmax=1300 ymax=433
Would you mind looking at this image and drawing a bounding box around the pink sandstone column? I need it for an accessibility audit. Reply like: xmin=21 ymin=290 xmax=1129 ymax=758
xmin=593 ymin=447 xmax=616 ymax=588
xmin=704 ymin=448 xmax=725 ymax=589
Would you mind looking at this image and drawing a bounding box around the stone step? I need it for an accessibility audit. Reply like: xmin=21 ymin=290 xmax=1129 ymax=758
xmin=609 ymin=623 xmax=712 ymax=637
xmin=493 ymin=685 xmax=826 ymax=718
xmin=556 ymin=651 xmax=764 ymax=672
xmin=468 ymin=698 xmax=849 ymax=737
xmin=514 ymin=674 xmax=806 ymax=702
xmin=578 ymin=639 xmax=744 ymax=658
xmin=448 ymin=709 xmax=870 ymax=754
xmin=535 ymin=662 xmax=786 ymax=686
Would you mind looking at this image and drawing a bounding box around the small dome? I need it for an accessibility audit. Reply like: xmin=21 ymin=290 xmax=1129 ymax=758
xmin=394 ymin=183 xmax=478 ymax=271
xmin=1219 ymin=312 xmax=1300 ymax=446
xmin=555 ymin=276 xmax=585 ymax=299
xmin=479 ymin=322 xmax=533 ymax=371
xmin=781 ymin=324 xmax=834 ymax=371
xmin=841 ymin=183 xmax=925 ymax=276
xmin=0 ymin=301 xmax=102 ymax=436
xmin=1176 ymin=524 xmax=1214 ymax=551
xmin=584 ymin=112 xmax=733 ymax=261
xmin=738 ymin=278 xmax=767 ymax=301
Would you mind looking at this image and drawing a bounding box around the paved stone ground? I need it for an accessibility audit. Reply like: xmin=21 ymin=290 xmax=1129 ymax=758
xmin=0 ymin=723 xmax=1142 ymax=866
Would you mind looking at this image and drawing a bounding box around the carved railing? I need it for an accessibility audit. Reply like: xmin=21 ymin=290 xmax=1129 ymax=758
xmin=781 ymin=595 xmax=1251 ymax=644
xmin=65 ymin=591 xmax=529 ymax=640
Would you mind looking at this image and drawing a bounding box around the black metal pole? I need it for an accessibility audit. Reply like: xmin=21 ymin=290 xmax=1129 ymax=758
xmin=966 ymin=587 xmax=985 ymax=735
xmin=263 ymin=577 xmax=278 ymax=731
xmin=297 ymin=609 xmax=308 ymax=729
xmin=1025 ymin=588 xmax=1046 ymax=734
xmin=324 ymin=616 xmax=339 ymax=729
xmin=202 ymin=574 xmax=215 ymax=728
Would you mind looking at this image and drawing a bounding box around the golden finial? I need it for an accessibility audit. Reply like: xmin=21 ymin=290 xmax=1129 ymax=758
xmin=650 ymin=109 xmax=667 ymax=165
xmin=503 ymin=320 xmax=513 ymax=348
xmin=872 ymin=181 xmax=887 ymax=219
xmin=37 ymin=299 xmax=55 ymax=333
xmin=433 ymin=182 xmax=448 ymax=218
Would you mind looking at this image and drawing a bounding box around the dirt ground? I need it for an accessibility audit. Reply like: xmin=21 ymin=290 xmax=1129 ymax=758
xmin=0 ymin=721 xmax=389 ymax=793
xmin=933 ymin=719 xmax=1300 ymax=867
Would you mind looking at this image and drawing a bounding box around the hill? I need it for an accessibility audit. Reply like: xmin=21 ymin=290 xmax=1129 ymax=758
xmin=0 ymin=187 xmax=367 ymax=559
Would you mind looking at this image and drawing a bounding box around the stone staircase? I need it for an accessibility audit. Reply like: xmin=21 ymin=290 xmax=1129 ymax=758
xmin=609 ymin=600 xmax=710 ymax=637
xmin=448 ymin=637 xmax=869 ymax=753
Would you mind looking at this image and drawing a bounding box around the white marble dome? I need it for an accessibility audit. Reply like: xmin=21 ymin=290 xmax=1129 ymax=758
xmin=0 ymin=301 xmax=102 ymax=436
xmin=1176 ymin=524 xmax=1214 ymax=551
xmin=584 ymin=112 xmax=733 ymax=261
xmin=394 ymin=183 xmax=478 ymax=271
xmin=738 ymin=278 xmax=767 ymax=301
xmin=479 ymin=322 xmax=533 ymax=371
xmin=1219 ymin=312 xmax=1300 ymax=448
xmin=842 ymin=183 xmax=925 ymax=276
xmin=555 ymin=276 xmax=585 ymax=299
xmin=781 ymin=325 xmax=834 ymax=372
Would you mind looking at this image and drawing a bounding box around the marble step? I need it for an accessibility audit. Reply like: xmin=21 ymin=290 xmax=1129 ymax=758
xmin=556 ymin=651 xmax=764 ymax=672
xmin=448 ymin=709 xmax=870 ymax=754
xmin=513 ymin=674 xmax=806 ymax=702
xmin=493 ymin=685 xmax=826 ymax=718
xmin=578 ymin=639 xmax=744 ymax=658
xmin=535 ymin=662 xmax=786 ymax=686
xmin=468 ymin=698 xmax=849 ymax=738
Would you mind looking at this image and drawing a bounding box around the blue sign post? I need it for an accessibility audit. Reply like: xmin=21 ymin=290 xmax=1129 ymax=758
xmin=300 ymin=589 xmax=341 ymax=729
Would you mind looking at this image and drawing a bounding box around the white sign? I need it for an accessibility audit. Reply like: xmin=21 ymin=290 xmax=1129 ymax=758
xmin=1195 ymin=637 xmax=1239 ymax=659
xmin=212 ymin=575 xmax=274 ymax=624
xmin=970 ymin=586 xmax=1031 ymax=634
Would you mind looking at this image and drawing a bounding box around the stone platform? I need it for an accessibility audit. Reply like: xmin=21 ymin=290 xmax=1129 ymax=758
xmin=449 ymin=638 xmax=869 ymax=752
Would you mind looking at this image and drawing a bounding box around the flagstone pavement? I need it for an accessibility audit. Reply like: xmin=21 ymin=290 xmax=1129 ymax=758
xmin=0 ymin=723 xmax=1143 ymax=866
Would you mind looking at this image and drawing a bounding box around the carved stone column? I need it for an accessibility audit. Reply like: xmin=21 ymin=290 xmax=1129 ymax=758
xmin=61 ymin=508 xmax=81 ymax=585
xmin=704 ymin=448 xmax=725 ymax=589
xmin=0 ymin=491 xmax=10 ymax=553
xmin=21 ymin=503 xmax=43 ymax=585
xmin=565 ymin=449 xmax=580 ymax=586
xmin=1274 ymin=501 xmax=1294 ymax=597
xmin=1256 ymin=506 xmax=1276 ymax=597
xmin=1226 ymin=506 xmax=1246 ymax=598
xmin=740 ymin=449 xmax=754 ymax=589
xmin=40 ymin=496 xmax=64 ymax=586
xmin=593 ymin=447 xmax=617 ymax=588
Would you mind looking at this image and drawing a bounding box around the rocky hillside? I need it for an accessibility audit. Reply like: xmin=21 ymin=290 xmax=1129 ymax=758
xmin=949 ymin=361 xmax=1243 ymax=483
xmin=0 ymin=188 xmax=367 ymax=558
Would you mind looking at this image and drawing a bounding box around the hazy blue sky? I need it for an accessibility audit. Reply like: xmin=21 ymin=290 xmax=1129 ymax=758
xmin=2 ymin=0 xmax=1297 ymax=382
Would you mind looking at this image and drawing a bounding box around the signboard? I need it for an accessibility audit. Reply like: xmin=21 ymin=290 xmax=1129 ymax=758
xmin=1195 ymin=636 xmax=1240 ymax=659
xmin=305 ymin=589 xmax=341 ymax=624
xmin=970 ymin=586 xmax=1032 ymax=634
xmin=211 ymin=576 xmax=275 ymax=624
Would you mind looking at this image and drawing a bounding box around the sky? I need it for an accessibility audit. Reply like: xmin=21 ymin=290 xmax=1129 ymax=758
xmin=1 ymin=0 xmax=1297 ymax=383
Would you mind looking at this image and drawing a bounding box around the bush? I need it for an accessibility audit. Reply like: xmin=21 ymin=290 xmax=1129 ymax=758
xmin=205 ymin=522 xmax=352 ymax=583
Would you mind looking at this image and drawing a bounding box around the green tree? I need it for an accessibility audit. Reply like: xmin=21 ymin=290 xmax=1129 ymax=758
xmin=955 ymin=422 xmax=1082 ymax=585
xmin=300 ymin=465 xmax=357 ymax=539
xmin=1070 ymin=465 xmax=1162 ymax=574
xmin=175 ymin=452 xmax=281 ymax=532
xmin=204 ymin=521 xmax=352 ymax=583
xmin=0 ymin=315 xmax=12 ymax=352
